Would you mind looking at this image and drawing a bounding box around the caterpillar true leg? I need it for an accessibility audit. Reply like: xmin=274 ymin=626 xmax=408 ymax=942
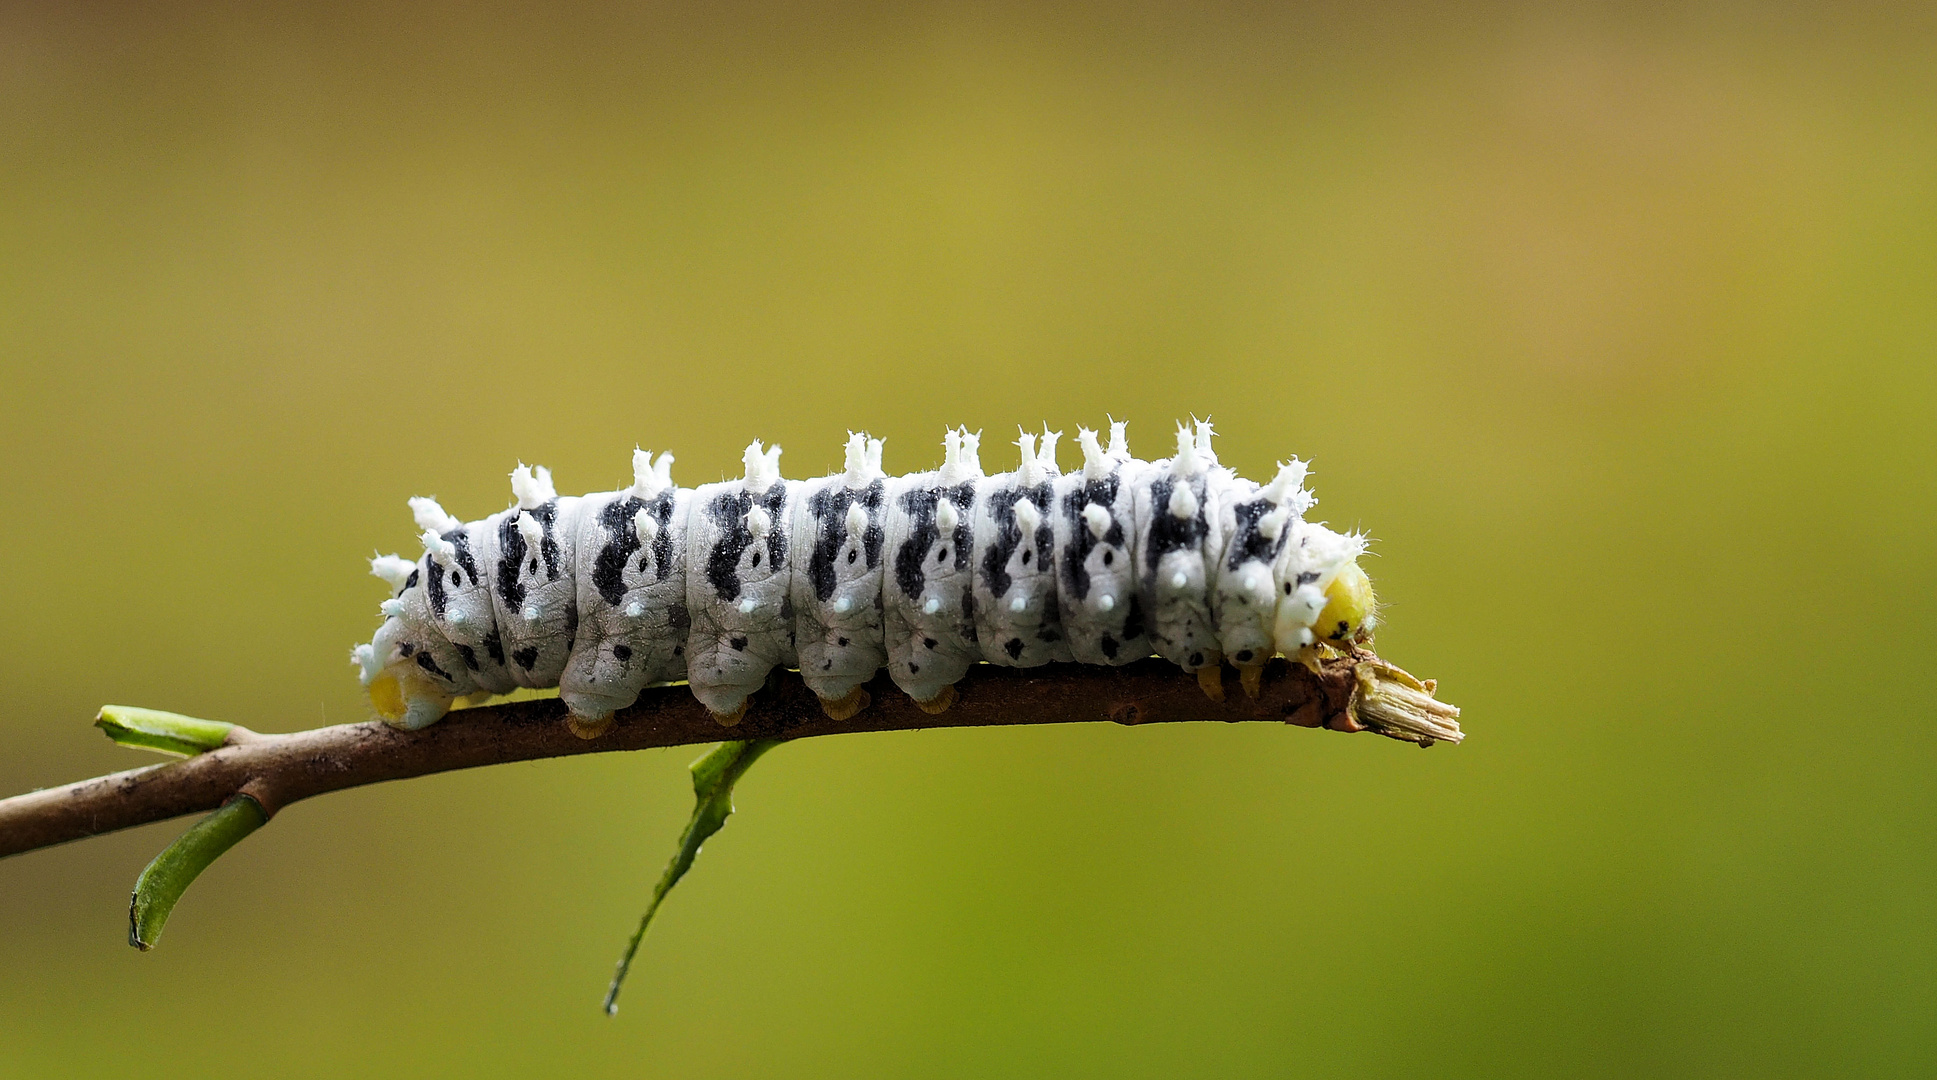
xmin=1238 ymin=663 xmax=1265 ymax=700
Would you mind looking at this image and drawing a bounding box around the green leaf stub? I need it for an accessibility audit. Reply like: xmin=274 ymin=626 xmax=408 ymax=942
xmin=97 ymin=706 xmax=235 ymax=757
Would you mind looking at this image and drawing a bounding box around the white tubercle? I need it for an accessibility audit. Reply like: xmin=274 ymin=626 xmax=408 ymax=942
xmin=843 ymin=432 xmax=886 ymax=489
xmin=939 ymin=427 xmax=982 ymax=485
xmin=510 ymin=463 xmax=556 ymax=510
xmin=420 ymin=529 xmax=458 ymax=567
xmin=922 ymin=596 xmax=942 ymax=615
xmin=1193 ymin=418 xmax=1218 ymax=465
xmin=625 ymin=601 xmax=645 ymax=617
xmin=1078 ymin=427 xmax=1110 ymax=480
xmin=1261 ymin=459 xmax=1310 ymax=507
xmin=1014 ymin=498 xmax=1041 ymax=535
xmin=1037 ymin=427 xmax=1061 ymax=472
xmin=1106 ymin=419 xmax=1129 ymax=460
xmin=370 ymin=554 xmax=416 ymax=588
xmin=738 ymin=597 xmax=758 ymax=614
xmin=523 ymin=604 xmax=541 ymax=621
xmin=936 ymin=498 xmax=959 ymax=533
xmin=1009 ymin=596 xmax=1028 ymax=613
xmin=1171 ymin=571 xmax=1189 ymax=589
xmin=629 ymin=448 xmax=675 ymax=499
xmin=746 ymin=504 xmax=772 ymax=538
xmin=1098 ymin=593 xmax=1115 ymax=612
xmin=516 ymin=510 xmax=544 ymax=549
xmin=409 ymin=496 xmax=460 ymax=535
xmin=380 ymin=598 xmax=407 ymax=618
xmin=834 ymin=596 xmax=853 ymax=614
xmin=1170 ymin=423 xmax=1207 ymax=477
xmin=634 ymin=507 xmax=658 ymax=544
xmin=1016 ymin=430 xmax=1045 ymax=487
xmin=844 ymin=501 xmax=869 ymax=539
xmin=741 ymin=441 xmax=784 ymax=494
xmin=1082 ymin=503 xmax=1111 ymax=539
xmin=1258 ymin=506 xmax=1290 ymax=542
xmin=1168 ymin=481 xmax=1199 ymax=521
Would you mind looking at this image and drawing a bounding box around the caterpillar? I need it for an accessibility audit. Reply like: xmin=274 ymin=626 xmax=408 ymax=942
xmin=352 ymin=421 xmax=1377 ymax=738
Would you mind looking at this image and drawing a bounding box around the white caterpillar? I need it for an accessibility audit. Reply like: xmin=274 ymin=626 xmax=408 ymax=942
xmin=352 ymin=421 xmax=1377 ymax=737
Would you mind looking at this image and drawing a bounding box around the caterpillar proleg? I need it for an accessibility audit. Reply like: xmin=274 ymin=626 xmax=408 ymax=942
xmin=353 ymin=420 xmax=1378 ymax=734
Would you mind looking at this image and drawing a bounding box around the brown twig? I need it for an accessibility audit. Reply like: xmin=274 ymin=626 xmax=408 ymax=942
xmin=0 ymin=654 xmax=1459 ymax=860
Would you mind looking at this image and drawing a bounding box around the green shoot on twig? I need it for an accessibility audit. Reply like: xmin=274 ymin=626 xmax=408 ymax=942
xmin=604 ymin=739 xmax=781 ymax=1016
xmin=128 ymin=795 xmax=268 ymax=950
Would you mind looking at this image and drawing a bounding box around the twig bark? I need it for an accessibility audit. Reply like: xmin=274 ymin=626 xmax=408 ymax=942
xmin=0 ymin=653 xmax=1459 ymax=860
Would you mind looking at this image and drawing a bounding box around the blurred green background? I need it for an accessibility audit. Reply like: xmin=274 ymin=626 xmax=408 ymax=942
xmin=3 ymin=1 xmax=1933 ymax=1076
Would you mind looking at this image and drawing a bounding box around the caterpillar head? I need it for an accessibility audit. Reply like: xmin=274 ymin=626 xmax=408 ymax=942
xmin=1314 ymin=559 xmax=1377 ymax=648
xmin=1271 ymin=524 xmax=1376 ymax=657
xmin=353 ymin=609 xmax=457 ymax=731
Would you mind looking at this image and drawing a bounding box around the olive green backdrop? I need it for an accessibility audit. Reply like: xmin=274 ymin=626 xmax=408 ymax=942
xmin=2 ymin=2 xmax=1932 ymax=1076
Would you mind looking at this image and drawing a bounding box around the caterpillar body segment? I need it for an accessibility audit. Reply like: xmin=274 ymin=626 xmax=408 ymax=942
xmin=881 ymin=428 xmax=983 ymax=710
xmin=971 ymin=431 xmax=1070 ymax=668
xmin=559 ymin=451 xmax=691 ymax=730
xmin=789 ymin=434 xmax=889 ymax=717
xmin=483 ymin=470 xmax=584 ymax=692
xmin=434 ymin=518 xmax=519 ymax=697
xmin=683 ymin=443 xmax=799 ymax=722
xmin=1212 ymin=459 xmax=1313 ymax=697
xmin=354 ymin=420 xmax=1378 ymax=734
xmin=1131 ymin=423 xmax=1233 ymax=681
xmin=1050 ymin=423 xmax=1149 ymax=666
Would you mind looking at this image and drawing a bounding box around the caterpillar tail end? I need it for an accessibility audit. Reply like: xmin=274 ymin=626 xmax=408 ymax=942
xmin=913 ymin=684 xmax=957 ymax=715
xmin=1347 ymin=659 xmax=1462 ymax=747
xmin=709 ymin=699 xmax=750 ymax=727
xmin=817 ymin=686 xmax=871 ymax=722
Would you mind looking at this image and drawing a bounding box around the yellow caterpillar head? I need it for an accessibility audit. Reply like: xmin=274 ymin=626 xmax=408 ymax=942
xmin=1314 ymin=559 xmax=1376 ymax=648
xmin=1271 ymin=525 xmax=1376 ymax=657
